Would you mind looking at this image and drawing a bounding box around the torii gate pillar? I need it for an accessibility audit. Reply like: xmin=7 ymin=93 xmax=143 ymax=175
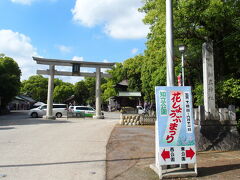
xmin=44 ymin=65 xmax=56 ymax=120
xmin=93 ymin=67 xmax=104 ymax=119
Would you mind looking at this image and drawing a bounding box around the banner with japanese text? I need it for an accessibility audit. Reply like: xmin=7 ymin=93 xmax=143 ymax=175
xmin=155 ymin=86 xmax=196 ymax=165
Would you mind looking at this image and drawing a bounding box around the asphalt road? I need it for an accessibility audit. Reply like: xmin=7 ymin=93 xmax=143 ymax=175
xmin=0 ymin=110 xmax=119 ymax=180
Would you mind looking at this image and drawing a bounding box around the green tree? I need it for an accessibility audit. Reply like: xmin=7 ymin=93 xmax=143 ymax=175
xmin=84 ymin=77 xmax=96 ymax=105
xmin=108 ymin=56 xmax=144 ymax=91
xmin=216 ymin=78 xmax=240 ymax=107
xmin=53 ymin=83 xmax=74 ymax=103
xmin=74 ymin=81 xmax=89 ymax=105
xmin=109 ymin=63 xmax=125 ymax=84
xmin=21 ymin=75 xmax=48 ymax=102
xmin=122 ymin=55 xmax=144 ymax=92
xmin=102 ymin=56 xmax=145 ymax=103
xmin=21 ymin=75 xmax=72 ymax=103
xmin=101 ymin=80 xmax=117 ymax=103
xmin=139 ymin=0 xmax=168 ymax=101
xmin=174 ymin=0 xmax=240 ymax=81
xmin=0 ymin=54 xmax=21 ymax=108
xmin=139 ymin=0 xmax=240 ymax=105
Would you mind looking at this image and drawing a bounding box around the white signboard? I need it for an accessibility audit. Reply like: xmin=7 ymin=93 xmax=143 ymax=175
xmin=155 ymin=86 xmax=196 ymax=165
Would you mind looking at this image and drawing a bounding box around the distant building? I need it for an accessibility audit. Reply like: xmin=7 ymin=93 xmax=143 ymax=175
xmin=9 ymin=95 xmax=36 ymax=110
xmin=109 ymin=80 xmax=142 ymax=111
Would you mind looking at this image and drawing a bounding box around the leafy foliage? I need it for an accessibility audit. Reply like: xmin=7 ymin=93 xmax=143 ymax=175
xmin=101 ymin=55 xmax=144 ymax=103
xmin=216 ymin=78 xmax=240 ymax=107
xmin=138 ymin=0 xmax=240 ymax=106
xmin=53 ymin=83 xmax=74 ymax=103
xmin=21 ymin=75 xmax=48 ymax=102
xmin=74 ymin=81 xmax=89 ymax=105
xmin=0 ymin=55 xmax=21 ymax=108
xmin=101 ymin=80 xmax=117 ymax=103
xmin=174 ymin=0 xmax=240 ymax=81
xmin=84 ymin=77 xmax=96 ymax=105
xmin=21 ymin=75 xmax=74 ymax=103
xmin=193 ymin=83 xmax=203 ymax=106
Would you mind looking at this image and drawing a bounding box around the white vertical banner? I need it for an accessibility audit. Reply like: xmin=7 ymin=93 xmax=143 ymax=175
xmin=155 ymin=86 xmax=196 ymax=166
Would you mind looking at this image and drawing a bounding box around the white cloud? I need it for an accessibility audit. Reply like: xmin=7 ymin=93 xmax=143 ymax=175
xmin=103 ymin=59 xmax=108 ymax=63
xmin=131 ymin=48 xmax=138 ymax=55
xmin=11 ymin=0 xmax=34 ymax=5
xmin=72 ymin=0 xmax=149 ymax=39
xmin=101 ymin=59 xmax=110 ymax=73
xmin=56 ymin=45 xmax=72 ymax=54
xmin=72 ymin=56 xmax=84 ymax=61
xmin=0 ymin=29 xmax=39 ymax=81
xmin=10 ymin=0 xmax=57 ymax=5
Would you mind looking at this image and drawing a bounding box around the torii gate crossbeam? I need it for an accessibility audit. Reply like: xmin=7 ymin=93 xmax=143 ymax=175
xmin=33 ymin=57 xmax=115 ymax=119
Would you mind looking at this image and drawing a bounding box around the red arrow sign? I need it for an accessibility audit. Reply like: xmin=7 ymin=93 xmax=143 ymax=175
xmin=161 ymin=149 xmax=170 ymax=161
xmin=186 ymin=148 xmax=195 ymax=159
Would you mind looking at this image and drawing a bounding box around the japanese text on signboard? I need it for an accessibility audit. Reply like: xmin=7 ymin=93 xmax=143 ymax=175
xmin=166 ymin=91 xmax=183 ymax=144
xmin=160 ymin=91 xmax=167 ymax=116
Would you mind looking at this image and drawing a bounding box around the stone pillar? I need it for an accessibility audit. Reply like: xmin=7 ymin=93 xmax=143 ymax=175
xmin=93 ymin=67 xmax=104 ymax=119
xmin=202 ymin=41 xmax=219 ymax=120
xmin=45 ymin=65 xmax=56 ymax=120
xmin=195 ymin=42 xmax=240 ymax=151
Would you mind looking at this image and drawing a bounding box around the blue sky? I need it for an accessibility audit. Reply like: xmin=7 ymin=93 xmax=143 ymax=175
xmin=0 ymin=0 xmax=149 ymax=83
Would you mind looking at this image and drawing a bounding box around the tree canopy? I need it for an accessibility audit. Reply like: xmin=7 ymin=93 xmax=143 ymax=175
xmin=21 ymin=75 xmax=74 ymax=103
xmin=0 ymin=54 xmax=21 ymax=108
xmin=53 ymin=83 xmax=74 ymax=103
xmin=137 ymin=0 xmax=240 ymax=106
xmin=74 ymin=80 xmax=90 ymax=105
xmin=101 ymin=0 xmax=240 ymax=107
xmin=21 ymin=75 xmax=48 ymax=102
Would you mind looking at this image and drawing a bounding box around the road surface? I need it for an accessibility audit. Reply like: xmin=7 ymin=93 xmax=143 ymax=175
xmin=0 ymin=110 xmax=119 ymax=180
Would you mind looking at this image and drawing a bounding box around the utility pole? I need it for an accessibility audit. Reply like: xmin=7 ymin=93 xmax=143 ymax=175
xmin=179 ymin=45 xmax=186 ymax=86
xmin=166 ymin=0 xmax=175 ymax=86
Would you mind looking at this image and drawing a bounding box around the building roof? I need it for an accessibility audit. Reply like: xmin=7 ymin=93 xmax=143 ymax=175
xmin=118 ymin=92 xmax=141 ymax=97
xmin=14 ymin=96 xmax=26 ymax=102
xmin=19 ymin=95 xmax=36 ymax=103
xmin=118 ymin=80 xmax=129 ymax=86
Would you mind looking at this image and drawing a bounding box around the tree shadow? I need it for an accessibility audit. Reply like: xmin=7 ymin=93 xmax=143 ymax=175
xmin=107 ymin=156 xmax=154 ymax=162
xmin=0 ymin=111 xmax=120 ymax=126
xmin=0 ymin=118 xmax=71 ymax=126
xmin=0 ymin=157 xmax=154 ymax=168
xmin=198 ymin=164 xmax=240 ymax=177
xmin=0 ymin=110 xmax=72 ymax=126
xmin=0 ymin=127 xmax=15 ymax=130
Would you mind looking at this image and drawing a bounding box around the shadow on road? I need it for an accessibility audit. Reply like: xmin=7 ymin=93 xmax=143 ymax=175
xmin=0 ymin=110 xmax=71 ymax=126
xmin=0 ymin=119 xmax=71 ymax=126
xmin=0 ymin=127 xmax=15 ymax=130
xmin=198 ymin=164 xmax=240 ymax=177
xmin=0 ymin=157 xmax=154 ymax=168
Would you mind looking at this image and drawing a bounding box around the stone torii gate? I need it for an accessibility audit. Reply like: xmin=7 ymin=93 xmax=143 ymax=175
xmin=33 ymin=57 xmax=115 ymax=119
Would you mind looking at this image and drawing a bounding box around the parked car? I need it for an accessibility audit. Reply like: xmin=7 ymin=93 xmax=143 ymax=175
xmin=29 ymin=104 xmax=68 ymax=118
xmin=68 ymin=106 xmax=104 ymax=117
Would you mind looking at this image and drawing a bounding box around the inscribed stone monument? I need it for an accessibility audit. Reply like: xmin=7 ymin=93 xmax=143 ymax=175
xmin=202 ymin=41 xmax=219 ymax=120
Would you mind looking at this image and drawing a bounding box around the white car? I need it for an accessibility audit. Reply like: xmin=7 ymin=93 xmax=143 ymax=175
xmin=29 ymin=104 xmax=68 ymax=118
xmin=68 ymin=106 xmax=104 ymax=117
